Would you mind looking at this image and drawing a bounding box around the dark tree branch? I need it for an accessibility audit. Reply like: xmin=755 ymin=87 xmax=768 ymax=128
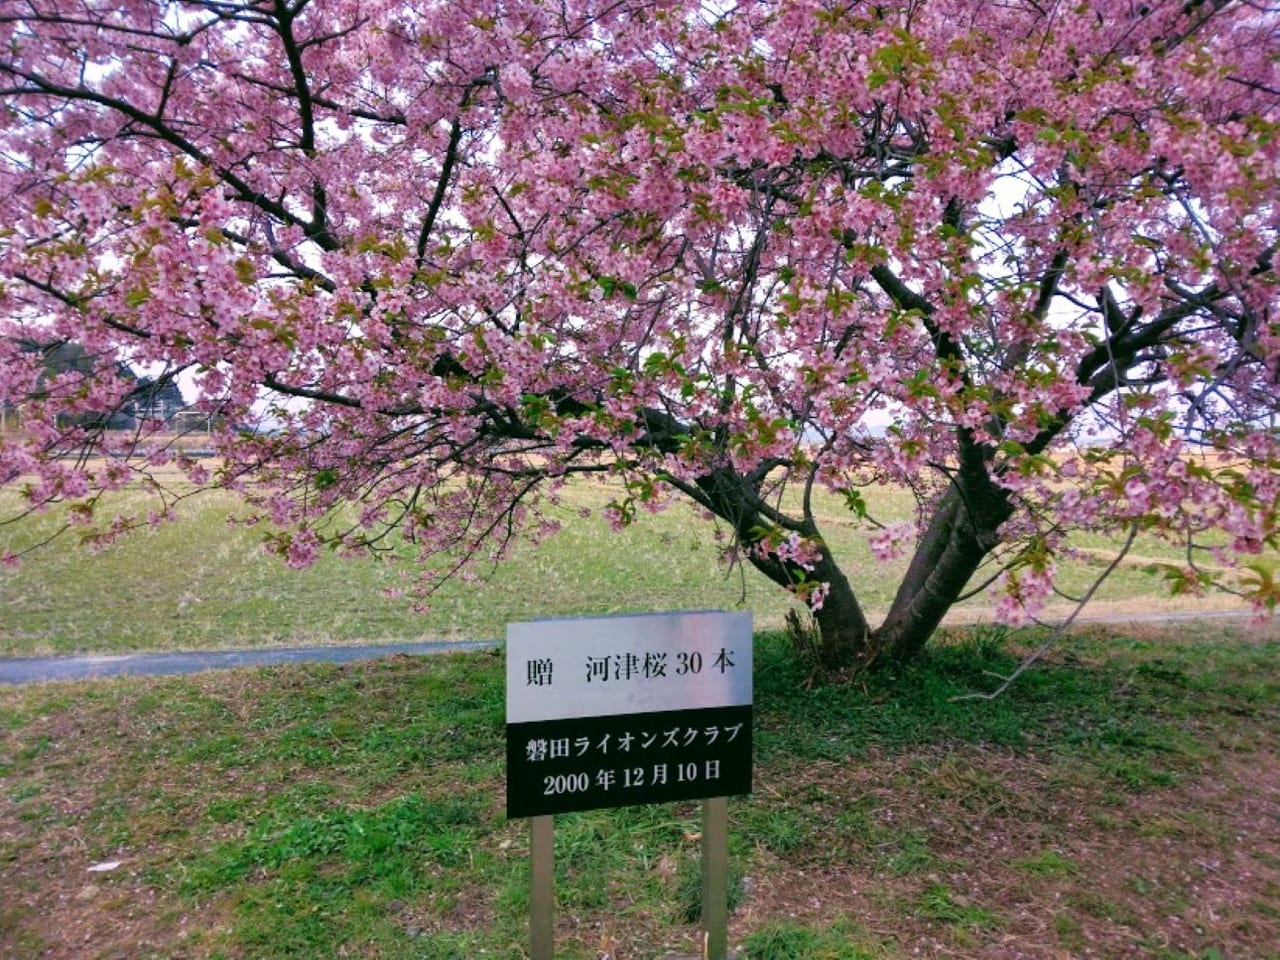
xmin=0 ymin=66 xmax=338 ymax=250
xmin=417 ymin=118 xmax=464 ymax=269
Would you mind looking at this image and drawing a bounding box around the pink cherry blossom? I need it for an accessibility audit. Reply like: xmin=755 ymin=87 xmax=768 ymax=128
xmin=0 ymin=0 xmax=1275 ymax=667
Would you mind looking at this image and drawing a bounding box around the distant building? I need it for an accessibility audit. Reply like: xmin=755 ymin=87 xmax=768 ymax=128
xmin=3 ymin=338 xmax=188 ymax=432
xmin=128 ymin=377 xmax=187 ymax=425
xmin=170 ymin=408 xmax=221 ymax=433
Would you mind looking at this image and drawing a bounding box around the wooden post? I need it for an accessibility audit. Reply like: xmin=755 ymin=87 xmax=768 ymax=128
xmin=701 ymin=796 xmax=729 ymax=960
xmin=530 ymin=814 xmax=554 ymax=960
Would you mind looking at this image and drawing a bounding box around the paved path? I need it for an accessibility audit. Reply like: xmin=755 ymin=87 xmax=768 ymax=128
xmin=0 ymin=608 xmax=1270 ymax=687
xmin=0 ymin=640 xmax=500 ymax=685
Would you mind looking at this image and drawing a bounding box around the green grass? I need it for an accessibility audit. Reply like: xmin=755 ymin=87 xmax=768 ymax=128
xmin=0 ymin=485 xmax=805 ymax=655
xmin=1015 ymin=850 xmax=1079 ymax=876
xmin=0 ymin=479 xmax=1256 ymax=656
xmin=2 ymin=625 xmax=1277 ymax=958
xmin=914 ymin=882 xmax=1000 ymax=929
xmin=739 ymin=918 xmax=884 ymax=959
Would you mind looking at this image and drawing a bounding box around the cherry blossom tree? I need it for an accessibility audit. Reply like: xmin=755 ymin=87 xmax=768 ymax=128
xmin=1 ymin=0 xmax=1276 ymax=668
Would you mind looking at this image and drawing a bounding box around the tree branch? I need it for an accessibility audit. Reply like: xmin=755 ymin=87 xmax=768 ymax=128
xmin=950 ymin=524 xmax=1141 ymax=701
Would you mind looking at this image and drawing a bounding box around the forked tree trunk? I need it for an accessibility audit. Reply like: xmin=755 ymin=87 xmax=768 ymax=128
xmin=872 ymin=483 xmax=1013 ymax=663
xmin=791 ymin=483 xmax=1013 ymax=671
xmin=695 ymin=465 xmax=1009 ymax=673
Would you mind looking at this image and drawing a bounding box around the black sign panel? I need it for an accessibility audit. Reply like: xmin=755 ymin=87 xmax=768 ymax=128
xmin=506 ymin=704 xmax=752 ymax=818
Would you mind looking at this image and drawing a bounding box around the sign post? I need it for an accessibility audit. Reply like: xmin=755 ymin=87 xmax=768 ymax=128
xmin=530 ymin=814 xmax=554 ymax=960
xmin=506 ymin=611 xmax=752 ymax=959
xmin=702 ymin=795 xmax=729 ymax=958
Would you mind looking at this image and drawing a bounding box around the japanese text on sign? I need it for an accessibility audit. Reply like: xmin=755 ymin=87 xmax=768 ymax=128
xmin=525 ymin=647 xmax=738 ymax=687
xmin=506 ymin=612 xmax=753 ymax=818
xmin=524 ymin=722 xmax=745 ymax=762
xmin=506 ymin=703 xmax=752 ymax=818
xmin=507 ymin=611 xmax=751 ymax=725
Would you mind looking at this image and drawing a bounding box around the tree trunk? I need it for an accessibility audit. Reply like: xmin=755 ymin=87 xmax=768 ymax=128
xmin=691 ymin=466 xmax=875 ymax=665
xmin=873 ymin=483 xmax=1011 ymax=662
xmin=807 ymin=544 xmax=874 ymax=667
xmin=690 ymin=464 xmax=1009 ymax=672
xmin=748 ymin=540 xmax=875 ymax=667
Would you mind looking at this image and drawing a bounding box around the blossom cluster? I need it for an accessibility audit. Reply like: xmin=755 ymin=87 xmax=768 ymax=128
xmin=0 ymin=0 xmax=1275 ymax=633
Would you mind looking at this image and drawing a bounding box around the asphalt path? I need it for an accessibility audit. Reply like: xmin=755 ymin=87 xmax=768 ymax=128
xmin=0 ymin=608 xmax=1268 ymax=686
xmin=0 ymin=640 xmax=500 ymax=685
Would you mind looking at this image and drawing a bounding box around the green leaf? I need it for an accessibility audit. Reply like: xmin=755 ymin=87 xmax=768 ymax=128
xmin=597 ymin=276 xmax=638 ymax=300
xmin=841 ymin=488 xmax=868 ymax=519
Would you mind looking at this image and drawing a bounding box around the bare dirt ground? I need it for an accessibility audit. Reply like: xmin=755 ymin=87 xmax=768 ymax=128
xmin=729 ymin=745 xmax=1280 ymax=958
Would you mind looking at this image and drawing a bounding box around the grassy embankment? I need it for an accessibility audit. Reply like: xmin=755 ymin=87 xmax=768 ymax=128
xmin=2 ymin=471 xmax=1277 ymax=957
xmin=1 ymin=623 xmax=1277 ymax=958
xmin=0 ymin=475 xmax=1260 ymax=657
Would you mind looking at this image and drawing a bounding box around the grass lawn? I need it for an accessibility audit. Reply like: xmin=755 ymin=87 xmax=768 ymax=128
xmin=0 ymin=480 xmax=1259 ymax=657
xmin=2 ymin=622 xmax=1278 ymax=958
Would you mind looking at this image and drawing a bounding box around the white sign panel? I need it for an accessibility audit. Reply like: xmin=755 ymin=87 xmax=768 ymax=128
xmin=506 ymin=610 xmax=752 ymax=723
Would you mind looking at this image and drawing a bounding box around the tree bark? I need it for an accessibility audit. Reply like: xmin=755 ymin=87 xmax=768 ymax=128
xmin=742 ymin=537 xmax=874 ymax=665
xmin=807 ymin=546 xmax=874 ymax=667
xmin=689 ymin=466 xmax=874 ymax=664
xmin=686 ymin=461 xmax=1012 ymax=671
xmin=873 ymin=483 xmax=1011 ymax=662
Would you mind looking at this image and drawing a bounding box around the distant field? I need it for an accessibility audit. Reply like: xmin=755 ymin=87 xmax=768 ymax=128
xmin=0 ymin=477 xmax=1264 ymax=657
